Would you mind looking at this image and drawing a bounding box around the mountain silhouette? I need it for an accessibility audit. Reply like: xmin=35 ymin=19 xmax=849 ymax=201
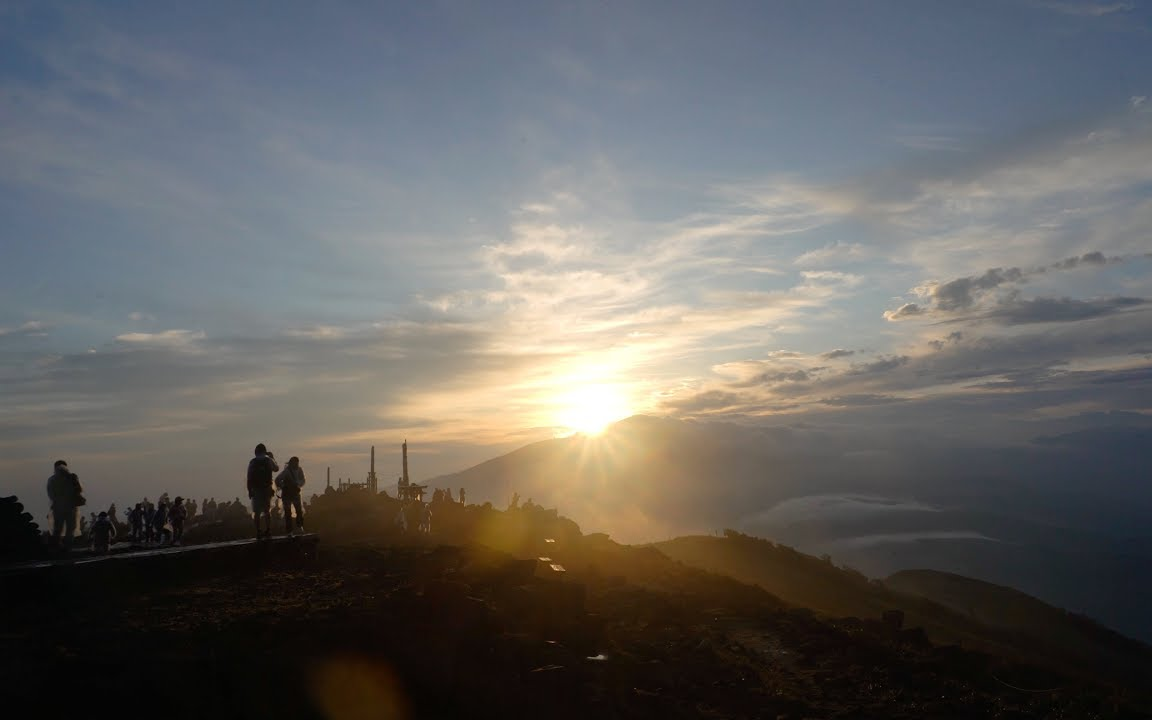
xmin=655 ymin=531 xmax=1152 ymax=687
xmin=430 ymin=414 xmax=1152 ymax=644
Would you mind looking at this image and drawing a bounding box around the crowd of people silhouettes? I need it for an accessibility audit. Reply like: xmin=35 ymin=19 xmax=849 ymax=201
xmin=42 ymin=443 xmax=313 ymax=553
xmin=40 ymin=443 xmax=492 ymax=555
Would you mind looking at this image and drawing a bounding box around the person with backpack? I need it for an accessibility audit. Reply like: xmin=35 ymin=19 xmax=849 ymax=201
xmin=169 ymin=497 xmax=188 ymax=545
xmin=275 ymin=456 xmax=306 ymax=535
xmin=46 ymin=459 xmax=84 ymax=551
xmin=90 ymin=511 xmax=116 ymax=554
xmin=247 ymin=443 xmax=279 ymax=539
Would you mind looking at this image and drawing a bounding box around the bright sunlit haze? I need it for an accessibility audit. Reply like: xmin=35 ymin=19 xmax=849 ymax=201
xmin=554 ymin=384 xmax=635 ymax=436
xmin=2 ymin=0 xmax=1151 ymax=580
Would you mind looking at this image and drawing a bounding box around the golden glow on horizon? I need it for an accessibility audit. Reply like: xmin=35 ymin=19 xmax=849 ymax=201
xmin=555 ymin=384 xmax=633 ymax=436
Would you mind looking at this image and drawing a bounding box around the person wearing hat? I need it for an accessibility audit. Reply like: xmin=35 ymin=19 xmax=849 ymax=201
xmin=46 ymin=459 xmax=83 ymax=551
xmin=246 ymin=443 xmax=279 ymax=539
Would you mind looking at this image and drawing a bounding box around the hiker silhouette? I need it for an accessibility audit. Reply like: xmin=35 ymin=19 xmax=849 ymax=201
xmin=46 ymin=460 xmax=82 ymax=551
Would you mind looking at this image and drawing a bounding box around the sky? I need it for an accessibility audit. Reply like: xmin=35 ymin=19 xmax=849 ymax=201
xmin=2 ymin=0 xmax=1151 ymax=523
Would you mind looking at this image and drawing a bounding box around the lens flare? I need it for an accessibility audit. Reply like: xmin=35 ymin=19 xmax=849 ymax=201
xmin=310 ymin=654 xmax=409 ymax=720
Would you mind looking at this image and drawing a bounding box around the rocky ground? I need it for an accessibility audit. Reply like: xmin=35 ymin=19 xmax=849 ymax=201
xmin=1 ymin=536 xmax=1147 ymax=720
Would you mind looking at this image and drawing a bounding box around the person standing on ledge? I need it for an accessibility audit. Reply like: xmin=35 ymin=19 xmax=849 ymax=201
xmin=46 ymin=459 xmax=83 ymax=551
xmin=275 ymin=456 xmax=307 ymax=535
xmin=247 ymin=443 xmax=279 ymax=539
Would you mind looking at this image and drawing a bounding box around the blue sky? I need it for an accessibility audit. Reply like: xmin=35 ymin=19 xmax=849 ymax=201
xmin=2 ymin=0 xmax=1151 ymax=523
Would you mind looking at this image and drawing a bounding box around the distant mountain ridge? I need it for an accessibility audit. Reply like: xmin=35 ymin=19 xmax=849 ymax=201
xmin=428 ymin=414 xmax=1152 ymax=644
xmin=427 ymin=414 xmax=824 ymax=541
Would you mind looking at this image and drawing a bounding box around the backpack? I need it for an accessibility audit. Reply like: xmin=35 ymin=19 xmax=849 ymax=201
xmin=71 ymin=474 xmax=86 ymax=506
xmin=247 ymin=456 xmax=274 ymax=492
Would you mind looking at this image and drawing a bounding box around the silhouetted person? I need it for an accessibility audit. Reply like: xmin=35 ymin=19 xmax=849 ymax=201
xmin=247 ymin=443 xmax=278 ymax=539
xmin=459 ymin=488 xmax=466 ymax=505
xmin=144 ymin=502 xmax=156 ymax=544
xmin=508 ymin=492 xmax=520 ymax=510
xmin=46 ymin=460 xmax=83 ymax=551
xmin=128 ymin=503 xmax=145 ymax=543
xmin=154 ymin=502 xmax=172 ymax=545
xmin=170 ymin=497 xmax=187 ymax=545
xmin=276 ymin=456 xmax=306 ymax=535
xmin=90 ymin=511 xmax=116 ymax=553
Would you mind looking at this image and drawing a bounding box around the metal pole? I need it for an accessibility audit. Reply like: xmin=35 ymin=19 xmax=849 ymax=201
xmin=402 ymin=439 xmax=409 ymax=486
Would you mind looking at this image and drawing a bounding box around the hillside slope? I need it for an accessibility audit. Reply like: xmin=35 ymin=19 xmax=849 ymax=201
xmin=655 ymin=531 xmax=1152 ymax=686
xmin=886 ymin=569 xmax=1150 ymax=675
xmin=4 ymin=521 xmax=1150 ymax=718
xmin=427 ymin=414 xmax=1152 ymax=645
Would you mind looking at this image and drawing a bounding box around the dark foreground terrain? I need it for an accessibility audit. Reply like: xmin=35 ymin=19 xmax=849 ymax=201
xmin=2 ymin=526 xmax=1149 ymax=719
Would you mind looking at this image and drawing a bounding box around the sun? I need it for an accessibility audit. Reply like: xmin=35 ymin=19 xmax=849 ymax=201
xmin=555 ymin=384 xmax=633 ymax=436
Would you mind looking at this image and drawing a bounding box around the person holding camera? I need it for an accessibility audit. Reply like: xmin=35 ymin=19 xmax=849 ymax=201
xmin=246 ymin=443 xmax=279 ymax=540
xmin=46 ymin=459 xmax=84 ymax=551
